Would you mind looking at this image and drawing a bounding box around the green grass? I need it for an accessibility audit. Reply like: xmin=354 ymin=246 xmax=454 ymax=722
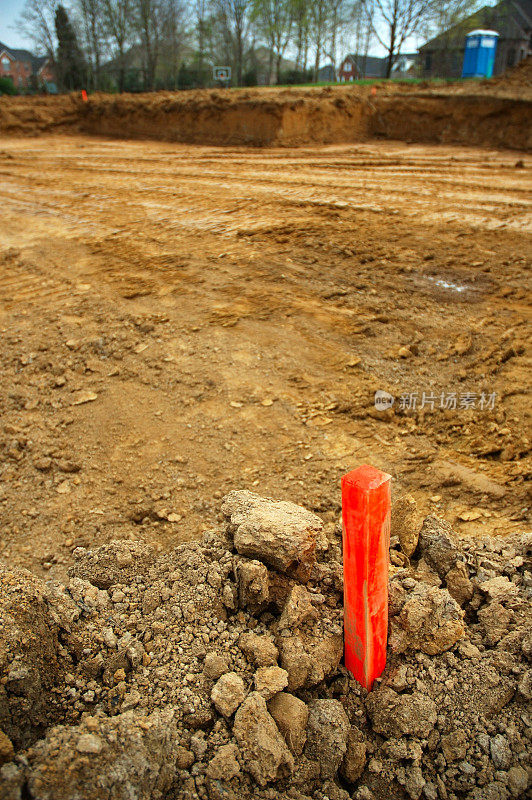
xmin=234 ymin=77 xmax=459 ymax=90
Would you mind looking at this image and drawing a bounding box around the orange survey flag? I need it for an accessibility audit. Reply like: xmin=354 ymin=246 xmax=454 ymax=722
xmin=342 ymin=465 xmax=391 ymax=690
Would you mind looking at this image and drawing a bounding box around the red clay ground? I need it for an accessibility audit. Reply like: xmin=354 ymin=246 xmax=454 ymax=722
xmin=0 ymin=135 xmax=530 ymax=581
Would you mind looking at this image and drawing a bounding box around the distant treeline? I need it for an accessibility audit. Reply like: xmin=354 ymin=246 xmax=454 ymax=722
xmin=17 ymin=1 xmax=484 ymax=92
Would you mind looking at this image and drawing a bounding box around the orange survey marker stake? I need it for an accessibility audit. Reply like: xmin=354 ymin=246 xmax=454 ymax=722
xmin=81 ymin=90 xmax=88 ymax=102
xmin=342 ymin=464 xmax=391 ymax=690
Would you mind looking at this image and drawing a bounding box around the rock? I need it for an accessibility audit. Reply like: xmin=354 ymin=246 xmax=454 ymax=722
xmin=479 ymin=576 xmax=520 ymax=603
xmin=507 ymin=765 xmax=529 ymax=797
xmin=393 ymin=494 xmax=422 ymax=557
xmin=518 ymin=668 xmax=532 ymax=700
xmin=416 ymin=516 xmax=460 ymax=578
xmin=490 ymin=735 xmax=512 ymax=770
xmin=403 ymin=765 xmax=426 ymax=800
xmin=267 ymin=692 xmax=308 ymax=756
xmin=69 ymin=541 xmax=156 ymax=589
xmin=211 ymin=672 xmax=245 ymax=717
xmin=71 ymin=390 xmax=98 ymax=405
xmin=478 ymin=602 xmax=514 ymax=646
xmin=440 ymin=730 xmax=468 ymax=762
xmin=445 ymin=561 xmax=474 ymax=606
xmin=233 ymin=692 xmax=294 ymax=786
xmin=304 ymin=699 xmax=349 ymax=780
xmin=0 ymin=730 xmax=14 ymax=765
xmin=239 ymin=632 xmax=278 ymax=667
xmin=366 ymin=688 xmax=437 ymax=739
xmin=278 ymin=630 xmax=343 ymax=690
xmin=222 ymin=491 xmax=323 ymax=582
xmin=76 ymin=733 xmax=103 ymax=754
xmin=206 ymin=743 xmax=240 ymax=781
xmin=341 ymin=728 xmax=367 ymax=783
xmin=279 ymin=585 xmax=317 ymax=629
xmin=175 ymin=745 xmax=195 ymax=770
xmin=254 ymin=666 xmax=288 ymax=700
xmin=235 ymin=559 xmax=269 ymax=612
xmin=415 ymin=558 xmax=442 ymax=587
xmin=389 ymin=581 xmax=465 ymax=655
xmin=203 ymin=653 xmax=230 ymax=680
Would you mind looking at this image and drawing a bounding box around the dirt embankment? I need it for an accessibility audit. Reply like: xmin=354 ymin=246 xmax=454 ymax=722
xmin=1 ymin=60 xmax=531 ymax=150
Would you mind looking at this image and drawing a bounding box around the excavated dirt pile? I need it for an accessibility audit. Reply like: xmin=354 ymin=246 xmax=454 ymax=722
xmin=1 ymin=61 xmax=531 ymax=149
xmin=0 ymin=491 xmax=530 ymax=800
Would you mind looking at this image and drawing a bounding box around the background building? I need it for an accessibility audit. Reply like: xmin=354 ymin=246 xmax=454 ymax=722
xmin=0 ymin=41 xmax=55 ymax=92
xmin=419 ymin=0 xmax=532 ymax=79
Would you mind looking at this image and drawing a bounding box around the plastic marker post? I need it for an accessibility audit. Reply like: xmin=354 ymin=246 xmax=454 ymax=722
xmin=81 ymin=90 xmax=88 ymax=102
xmin=342 ymin=465 xmax=391 ymax=690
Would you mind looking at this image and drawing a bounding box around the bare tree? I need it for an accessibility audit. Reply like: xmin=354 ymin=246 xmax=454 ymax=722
xmin=134 ymin=0 xmax=165 ymax=89
xmin=323 ymin=0 xmax=360 ymax=78
xmin=103 ymin=0 xmax=132 ymax=91
xmin=76 ymin=0 xmax=107 ymax=90
xmin=292 ymin=0 xmax=309 ymax=71
xmin=309 ymin=0 xmax=328 ymax=81
xmin=18 ymin=0 xmax=57 ymax=58
xmin=363 ymin=0 xmax=435 ymax=77
xmin=252 ymin=0 xmax=295 ymax=83
xmin=213 ymin=0 xmax=253 ymax=86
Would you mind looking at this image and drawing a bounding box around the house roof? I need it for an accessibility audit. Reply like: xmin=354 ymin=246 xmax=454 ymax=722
xmin=342 ymin=54 xmax=387 ymax=76
xmin=419 ymin=1 xmax=532 ymax=51
xmin=0 ymin=41 xmax=50 ymax=73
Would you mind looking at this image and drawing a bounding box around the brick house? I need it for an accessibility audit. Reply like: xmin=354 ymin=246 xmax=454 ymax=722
xmin=339 ymin=54 xmax=386 ymax=81
xmin=338 ymin=53 xmax=418 ymax=81
xmin=0 ymin=41 xmax=55 ymax=91
xmin=419 ymin=0 xmax=532 ymax=78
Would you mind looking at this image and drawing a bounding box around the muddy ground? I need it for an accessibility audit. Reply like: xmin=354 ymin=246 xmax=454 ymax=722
xmin=0 ymin=136 xmax=530 ymax=581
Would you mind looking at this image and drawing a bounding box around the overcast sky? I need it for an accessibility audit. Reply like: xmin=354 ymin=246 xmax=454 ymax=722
xmin=0 ymin=0 xmax=28 ymax=48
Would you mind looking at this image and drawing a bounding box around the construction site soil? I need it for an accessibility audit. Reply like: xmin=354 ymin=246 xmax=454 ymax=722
xmin=1 ymin=58 xmax=531 ymax=150
xmin=0 ymin=60 xmax=530 ymax=800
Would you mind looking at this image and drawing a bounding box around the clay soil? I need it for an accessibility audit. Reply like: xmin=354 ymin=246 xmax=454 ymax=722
xmin=0 ymin=135 xmax=530 ymax=581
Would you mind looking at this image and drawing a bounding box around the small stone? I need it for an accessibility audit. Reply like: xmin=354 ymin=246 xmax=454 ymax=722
xmin=267 ymin=692 xmax=308 ymax=756
xmin=445 ymin=561 xmax=474 ymax=606
xmin=398 ymin=345 xmax=413 ymax=358
xmin=223 ymin=490 xmax=323 ymax=582
xmin=71 ymin=390 xmax=98 ymax=405
xmin=206 ymin=744 xmax=240 ymax=781
xmin=518 ymin=668 xmax=532 ymax=700
xmin=507 ymin=765 xmax=529 ymax=797
xmin=76 ymin=733 xmax=103 ymax=754
xmin=417 ymin=516 xmax=459 ymax=578
xmin=389 ymin=581 xmax=465 ymax=655
xmin=176 ymin=745 xmax=195 ymax=770
xmin=239 ymin=632 xmax=278 ymax=667
xmin=279 ymin=585 xmax=317 ymax=629
xmin=254 ymin=666 xmax=288 ymax=700
xmin=393 ymin=493 xmax=422 ymax=557
xmin=233 ymin=692 xmax=294 ymax=786
xmin=0 ymin=731 xmax=14 ymax=765
xmin=236 ymin=559 xmax=269 ymax=611
xmin=441 ymin=730 xmax=468 ymax=762
xmin=341 ymin=728 xmax=367 ymax=783
xmin=211 ymin=672 xmax=245 ymax=717
xmin=366 ymin=688 xmax=437 ymax=739
xmin=203 ymin=652 xmax=230 ymax=680
xmin=304 ymin=699 xmax=350 ymax=780
xmin=490 ymin=735 xmax=512 ymax=770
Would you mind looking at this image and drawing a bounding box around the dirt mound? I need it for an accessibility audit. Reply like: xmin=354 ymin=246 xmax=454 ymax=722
xmin=488 ymin=56 xmax=532 ymax=92
xmin=1 ymin=490 xmax=530 ymax=799
xmin=1 ymin=82 xmax=530 ymax=150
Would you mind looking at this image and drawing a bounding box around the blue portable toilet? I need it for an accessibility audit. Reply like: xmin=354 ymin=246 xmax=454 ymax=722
xmin=462 ymin=30 xmax=499 ymax=78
